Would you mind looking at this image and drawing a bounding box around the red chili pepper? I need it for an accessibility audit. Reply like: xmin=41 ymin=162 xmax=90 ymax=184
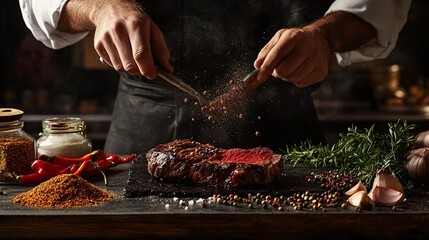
xmin=81 ymin=154 xmax=136 ymax=178
xmin=105 ymin=153 xmax=137 ymax=164
xmin=15 ymin=172 xmax=47 ymax=185
xmin=15 ymin=160 xmax=71 ymax=185
xmin=73 ymin=160 xmax=89 ymax=176
xmin=39 ymin=150 xmax=107 ymax=167
xmin=17 ymin=153 xmax=136 ymax=186
xmin=31 ymin=160 xmax=66 ymax=174
xmin=69 ymin=163 xmax=80 ymax=173
xmin=31 ymin=160 xmax=69 ymax=178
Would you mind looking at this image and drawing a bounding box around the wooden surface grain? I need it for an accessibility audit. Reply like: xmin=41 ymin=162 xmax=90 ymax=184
xmin=1 ymin=161 xmax=428 ymax=240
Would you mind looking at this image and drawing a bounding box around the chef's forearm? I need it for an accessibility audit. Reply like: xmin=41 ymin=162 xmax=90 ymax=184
xmin=57 ymin=0 xmax=140 ymax=32
xmin=304 ymin=11 xmax=377 ymax=53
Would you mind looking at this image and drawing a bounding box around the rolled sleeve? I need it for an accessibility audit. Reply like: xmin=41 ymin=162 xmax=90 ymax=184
xmin=326 ymin=0 xmax=412 ymax=66
xmin=19 ymin=0 xmax=89 ymax=49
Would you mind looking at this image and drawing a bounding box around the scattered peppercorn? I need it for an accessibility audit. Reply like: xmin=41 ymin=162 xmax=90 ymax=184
xmin=304 ymin=170 xmax=358 ymax=194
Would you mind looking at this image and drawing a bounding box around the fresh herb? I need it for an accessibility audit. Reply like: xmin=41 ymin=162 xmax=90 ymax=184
xmin=283 ymin=120 xmax=415 ymax=188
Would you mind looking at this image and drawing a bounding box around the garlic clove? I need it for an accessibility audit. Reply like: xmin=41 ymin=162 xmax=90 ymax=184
xmin=344 ymin=181 xmax=367 ymax=196
xmin=368 ymin=186 xmax=404 ymax=206
xmin=347 ymin=190 xmax=374 ymax=208
xmin=371 ymin=170 xmax=404 ymax=194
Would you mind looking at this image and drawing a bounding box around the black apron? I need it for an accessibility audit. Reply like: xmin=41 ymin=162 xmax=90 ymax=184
xmin=104 ymin=0 xmax=332 ymax=154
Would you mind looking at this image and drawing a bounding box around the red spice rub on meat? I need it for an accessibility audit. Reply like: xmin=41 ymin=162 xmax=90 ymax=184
xmin=146 ymin=139 xmax=282 ymax=187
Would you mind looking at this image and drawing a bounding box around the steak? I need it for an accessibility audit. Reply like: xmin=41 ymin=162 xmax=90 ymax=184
xmin=146 ymin=139 xmax=282 ymax=187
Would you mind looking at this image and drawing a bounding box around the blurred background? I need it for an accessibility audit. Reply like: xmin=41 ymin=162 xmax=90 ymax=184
xmin=1 ymin=0 xmax=428 ymax=148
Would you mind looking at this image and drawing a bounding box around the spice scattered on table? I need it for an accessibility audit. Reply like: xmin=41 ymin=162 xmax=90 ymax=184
xmin=164 ymin=190 xmax=341 ymax=212
xmin=304 ymin=170 xmax=358 ymax=194
xmin=11 ymin=174 xmax=115 ymax=208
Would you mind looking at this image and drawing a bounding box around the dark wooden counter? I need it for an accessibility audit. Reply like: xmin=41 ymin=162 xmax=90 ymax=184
xmin=1 ymin=163 xmax=429 ymax=240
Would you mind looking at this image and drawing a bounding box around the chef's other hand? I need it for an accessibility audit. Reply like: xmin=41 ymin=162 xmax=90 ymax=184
xmin=254 ymin=27 xmax=330 ymax=88
xmin=91 ymin=1 xmax=173 ymax=79
xmin=254 ymin=11 xmax=377 ymax=88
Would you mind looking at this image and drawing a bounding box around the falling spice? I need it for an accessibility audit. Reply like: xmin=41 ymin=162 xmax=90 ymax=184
xmin=200 ymin=80 xmax=248 ymax=122
xmin=11 ymin=174 xmax=115 ymax=208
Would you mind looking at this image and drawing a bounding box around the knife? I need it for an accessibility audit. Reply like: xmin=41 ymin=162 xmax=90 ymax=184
xmin=241 ymin=68 xmax=262 ymax=89
xmin=157 ymin=68 xmax=208 ymax=105
xmin=241 ymin=68 xmax=320 ymax=92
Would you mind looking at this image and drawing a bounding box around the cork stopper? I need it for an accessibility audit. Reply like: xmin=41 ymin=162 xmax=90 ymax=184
xmin=0 ymin=108 xmax=24 ymax=122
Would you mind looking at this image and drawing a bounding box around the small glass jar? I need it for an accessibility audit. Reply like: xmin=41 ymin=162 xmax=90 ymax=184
xmin=37 ymin=117 xmax=92 ymax=158
xmin=0 ymin=108 xmax=36 ymax=182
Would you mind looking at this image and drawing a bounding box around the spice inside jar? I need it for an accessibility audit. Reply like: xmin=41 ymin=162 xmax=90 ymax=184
xmin=0 ymin=108 xmax=36 ymax=182
xmin=37 ymin=117 xmax=92 ymax=158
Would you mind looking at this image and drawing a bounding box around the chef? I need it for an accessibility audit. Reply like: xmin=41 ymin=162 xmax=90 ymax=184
xmin=19 ymin=0 xmax=411 ymax=154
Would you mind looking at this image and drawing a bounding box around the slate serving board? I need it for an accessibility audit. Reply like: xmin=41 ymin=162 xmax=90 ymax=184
xmin=123 ymin=154 xmax=323 ymax=198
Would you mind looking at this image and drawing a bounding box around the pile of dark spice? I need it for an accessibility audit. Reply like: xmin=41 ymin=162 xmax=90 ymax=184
xmin=12 ymin=174 xmax=115 ymax=208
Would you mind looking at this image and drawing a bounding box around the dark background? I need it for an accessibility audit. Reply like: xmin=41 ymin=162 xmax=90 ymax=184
xmin=1 ymin=0 xmax=428 ymax=147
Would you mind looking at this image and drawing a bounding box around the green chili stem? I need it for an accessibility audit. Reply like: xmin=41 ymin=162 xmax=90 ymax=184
xmin=89 ymin=159 xmax=108 ymax=186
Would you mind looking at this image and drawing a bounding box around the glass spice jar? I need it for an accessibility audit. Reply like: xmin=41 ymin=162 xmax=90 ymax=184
xmin=0 ymin=108 xmax=36 ymax=182
xmin=37 ymin=117 xmax=92 ymax=158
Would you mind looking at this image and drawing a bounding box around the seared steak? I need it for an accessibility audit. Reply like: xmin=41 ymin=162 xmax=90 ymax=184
xmin=146 ymin=139 xmax=282 ymax=187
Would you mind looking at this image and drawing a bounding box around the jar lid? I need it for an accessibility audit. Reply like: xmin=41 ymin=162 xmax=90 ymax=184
xmin=42 ymin=117 xmax=86 ymax=133
xmin=0 ymin=108 xmax=24 ymax=122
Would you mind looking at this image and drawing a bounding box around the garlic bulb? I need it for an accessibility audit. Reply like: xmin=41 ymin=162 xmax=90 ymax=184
xmin=413 ymin=130 xmax=429 ymax=149
xmin=405 ymin=147 xmax=429 ymax=183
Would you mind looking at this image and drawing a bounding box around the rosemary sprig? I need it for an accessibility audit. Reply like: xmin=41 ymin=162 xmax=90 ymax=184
xmin=283 ymin=120 xmax=415 ymax=187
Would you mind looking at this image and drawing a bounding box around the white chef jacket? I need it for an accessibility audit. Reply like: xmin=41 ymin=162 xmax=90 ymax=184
xmin=19 ymin=0 xmax=412 ymax=66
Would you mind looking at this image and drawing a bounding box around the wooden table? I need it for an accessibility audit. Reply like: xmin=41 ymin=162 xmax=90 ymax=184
xmin=1 ymin=163 xmax=428 ymax=240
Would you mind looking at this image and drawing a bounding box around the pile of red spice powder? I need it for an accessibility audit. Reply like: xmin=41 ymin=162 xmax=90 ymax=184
xmin=12 ymin=174 xmax=115 ymax=208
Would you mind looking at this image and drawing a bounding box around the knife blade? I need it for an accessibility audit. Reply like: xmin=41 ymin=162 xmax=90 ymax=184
xmin=241 ymin=68 xmax=262 ymax=89
xmin=157 ymin=68 xmax=208 ymax=105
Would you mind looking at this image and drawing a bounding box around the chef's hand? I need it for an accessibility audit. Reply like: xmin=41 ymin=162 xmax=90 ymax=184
xmin=92 ymin=2 xmax=173 ymax=79
xmin=254 ymin=11 xmax=378 ymax=88
xmin=254 ymin=27 xmax=331 ymax=88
